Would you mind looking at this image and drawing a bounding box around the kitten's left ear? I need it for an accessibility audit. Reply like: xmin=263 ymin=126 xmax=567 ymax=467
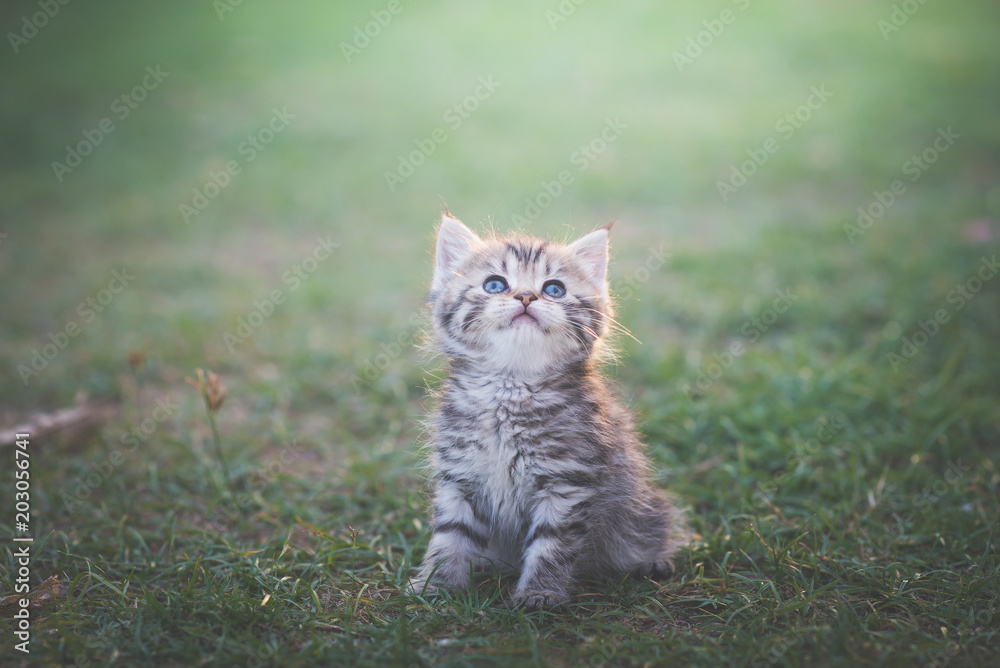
xmin=569 ymin=223 xmax=612 ymax=292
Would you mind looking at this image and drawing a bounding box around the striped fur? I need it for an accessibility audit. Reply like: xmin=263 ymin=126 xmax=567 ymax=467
xmin=414 ymin=213 xmax=685 ymax=609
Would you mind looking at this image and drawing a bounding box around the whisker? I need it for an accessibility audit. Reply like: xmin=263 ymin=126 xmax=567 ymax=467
xmin=567 ymin=305 xmax=641 ymax=344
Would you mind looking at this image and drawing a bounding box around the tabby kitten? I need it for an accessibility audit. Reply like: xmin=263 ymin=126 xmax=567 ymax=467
xmin=414 ymin=212 xmax=684 ymax=609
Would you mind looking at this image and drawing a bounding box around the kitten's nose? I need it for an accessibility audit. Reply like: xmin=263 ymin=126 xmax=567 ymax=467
xmin=513 ymin=291 xmax=538 ymax=307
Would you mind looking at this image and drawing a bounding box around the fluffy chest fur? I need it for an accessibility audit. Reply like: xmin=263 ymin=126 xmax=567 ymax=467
xmin=434 ymin=374 xmax=580 ymax=513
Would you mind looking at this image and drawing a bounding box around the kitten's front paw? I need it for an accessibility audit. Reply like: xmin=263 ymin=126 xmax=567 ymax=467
xmin=410 ymin=578 xmax=467 ymax=597
xmin=410 ymin=572 xmax=471 ymax=597
xmin=513 ymin=589 xmax=568 ymax=610
xmin=408 ymin=579 xmax=439 ymax=596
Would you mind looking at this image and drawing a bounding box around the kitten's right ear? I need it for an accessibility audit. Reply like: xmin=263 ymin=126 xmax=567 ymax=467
xmin=432 ymin=213 xmax=482 ymax=293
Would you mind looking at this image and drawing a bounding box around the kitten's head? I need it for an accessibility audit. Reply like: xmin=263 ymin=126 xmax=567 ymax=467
xmin=429 ymin=212 xmax=613 ymax=375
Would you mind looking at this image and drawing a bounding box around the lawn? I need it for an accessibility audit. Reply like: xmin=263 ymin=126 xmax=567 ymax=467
xmin=1 ymin=0 xmax=998 ymax=665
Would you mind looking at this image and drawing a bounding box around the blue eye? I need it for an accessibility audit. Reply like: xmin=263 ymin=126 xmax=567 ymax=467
xmin=483 ymin=276 xmax=508 ymax=294
xmin=543 ymin=280 xmax=566 ymax=298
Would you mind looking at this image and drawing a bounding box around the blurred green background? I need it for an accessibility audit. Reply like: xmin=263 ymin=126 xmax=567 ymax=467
xmin=1 ymin=0 xmax=999 ymax=665
xmin=2 ymin=0 xmax=997 ymax=414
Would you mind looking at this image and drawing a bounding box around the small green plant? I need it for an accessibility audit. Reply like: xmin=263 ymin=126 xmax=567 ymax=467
xmin=187 ymin=368 xmax=230 ymax=486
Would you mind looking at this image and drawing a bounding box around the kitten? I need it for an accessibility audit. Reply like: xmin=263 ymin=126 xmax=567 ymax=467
xmin=413 ymin=212 xmax=685 ymax=609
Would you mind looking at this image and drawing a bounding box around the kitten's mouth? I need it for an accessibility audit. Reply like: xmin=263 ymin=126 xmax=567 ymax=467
xmin=510 ymin=311 xmax=539 ymax=328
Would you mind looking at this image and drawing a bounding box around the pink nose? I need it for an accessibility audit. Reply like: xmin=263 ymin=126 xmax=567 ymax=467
xmin=514 ymin=292 xmax=538 ymax=307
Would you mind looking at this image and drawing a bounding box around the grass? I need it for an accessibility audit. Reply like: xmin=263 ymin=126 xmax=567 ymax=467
xmin=1 ymin=0 xmax=998 ymax=665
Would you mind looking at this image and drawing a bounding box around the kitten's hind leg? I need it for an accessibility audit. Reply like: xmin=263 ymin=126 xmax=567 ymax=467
xmin=629 ymin=560 xmax=674 ymax=580
xmin=614 ymin=492 xmax=684 ymax=583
